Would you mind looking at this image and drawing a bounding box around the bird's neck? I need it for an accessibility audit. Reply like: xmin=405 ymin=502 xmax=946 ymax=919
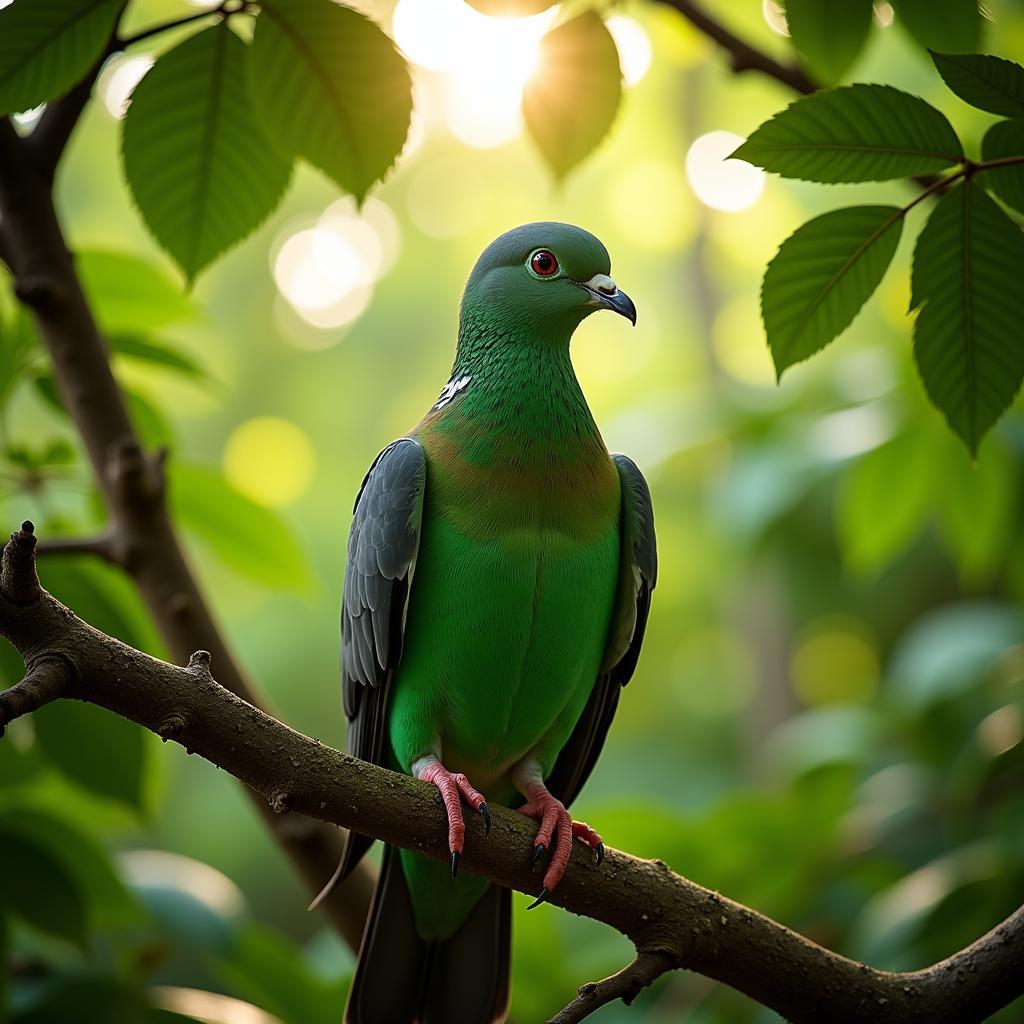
xmin=437 ymin=307 xmax=603 ymax=463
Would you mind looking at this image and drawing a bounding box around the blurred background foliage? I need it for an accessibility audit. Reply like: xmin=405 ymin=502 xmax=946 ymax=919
xmin=1 ymin=0 xmax=1024 ymax=1021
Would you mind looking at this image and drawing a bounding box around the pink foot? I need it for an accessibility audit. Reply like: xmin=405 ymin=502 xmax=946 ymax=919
xmin=518 ymin=785 xmax=604 ymax=906
xmin=414 ymin=759 xmax=491 ymax=878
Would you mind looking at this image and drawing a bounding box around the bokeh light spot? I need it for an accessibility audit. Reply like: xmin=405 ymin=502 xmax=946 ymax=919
xmin=223 ymin=417 xmax=316 ymax=508
xmin=99 ymin=54 xmax=154 ymax=119
xmin=606 ymin=16 xmax=652 ymax=87
xmin=686 ymin=131 xmax=765 ymax=212
xmin=977 ymin=705 xmax=1022 ymax=757
xmin=762 ymin=0 xmax=789 ymax=36
xmin=791 ymin=616 xmax=879 ymax=706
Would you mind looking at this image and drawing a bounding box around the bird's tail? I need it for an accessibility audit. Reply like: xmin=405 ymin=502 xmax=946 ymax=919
xmin=345 ymin=845 xmax=511 ymax=1024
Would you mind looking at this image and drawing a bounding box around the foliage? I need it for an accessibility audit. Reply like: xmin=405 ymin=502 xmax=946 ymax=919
xmin=736 ymin=53 xmax=1024 ymax=453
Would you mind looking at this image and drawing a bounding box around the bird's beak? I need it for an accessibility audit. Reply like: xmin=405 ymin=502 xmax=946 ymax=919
xmin=579 ymin=274 xmax=637 ymax=326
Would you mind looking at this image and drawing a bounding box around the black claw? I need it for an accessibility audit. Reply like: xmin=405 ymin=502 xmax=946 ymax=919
xmin=479 ymin=802 xmax=492 ymax=836
xmin=451 ymin=851 xmax=460 ymax=879
xmin=530 ymin=844 xmax=546 ymax=868
xmin=596 ymin=842 xmax=605 ymax=867
xmin=526 ymin=886 xmax=549 ymax=910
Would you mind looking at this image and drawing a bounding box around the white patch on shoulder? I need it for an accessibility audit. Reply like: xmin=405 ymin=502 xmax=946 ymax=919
xmin=431 ymin=374 xmax=472 ymax=411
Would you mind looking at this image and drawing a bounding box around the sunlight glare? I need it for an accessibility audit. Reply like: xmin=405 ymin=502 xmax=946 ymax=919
xmin=99 ymin=54 xmax=154 ymax=119
xmin=762 ymin=0 xmax=789 ymax=36
xmin=393 ymin=0 xmax=557 ymax=149
xmin=606 ymin=16 xmax=652 ymax=87
xmin=686 ymin=130 xmax=765 ymax=212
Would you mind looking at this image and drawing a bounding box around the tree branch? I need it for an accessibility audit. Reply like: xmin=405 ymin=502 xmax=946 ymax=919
xmin=1 ymin=524 xmax=1022 ymax=1024
xmin=36 ymin=530 xmax=120 ymax=564
xmin=656 ymin=0 xmax=815 ymax=94
xmin=0 ymin=116 xmax=373 ymax=950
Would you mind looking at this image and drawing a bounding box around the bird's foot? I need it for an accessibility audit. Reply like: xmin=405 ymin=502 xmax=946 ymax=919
xmin=413 ymin=758 xmax=490 ymax=879
xmin=518 ymin=787 xmax=604 ymax=906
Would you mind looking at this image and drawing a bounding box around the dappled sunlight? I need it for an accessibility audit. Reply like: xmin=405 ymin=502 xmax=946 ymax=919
xmin=686 ymin=131 xmax=765 ymax=213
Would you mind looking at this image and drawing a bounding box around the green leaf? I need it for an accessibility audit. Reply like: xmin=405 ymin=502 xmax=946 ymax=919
xmin=783 ymin=0 xmax=873 ymax=84
xmin=892 ymin=0 xmax=981 ymax=55
xmin=0 ymin=306 xmax=39 ymax=409
xmin=34 ymin=701 xmax=151 ymax=812
xmin=762 ymin=205 xmax=903 ymax=376
xmin=108 ymin=333 xmax=207 ymax=380
xmin=249 ymin=0 xmax=411 ymax=201
xmin=937 ymin=438 xmax=1017 ymax=582
xmin=42 ymin=555 xmax=162 ymax=654
xmin=523 ymin=12 xmax=621 ymax=180
xmin=0 ymin=826 xmax=88 ymax=947
xmin=0 ymin=0 xmax=121 ymax=116
xmin=212 ymin=922 xmax=348 ymax=1024
xmin=77 ymin=250 xmax=195 ymax=331
xmin=837 ymin=430 xmax=938 ymax=574
xmin=980 ymin=119 xmax=1024 ymax=215
xmin=931 ymin=52 xmax=1024 ymax=117
xmin=0 ymin=808 xmax=138 ymax=928
xmin=122 ymin=24 xmax=292 ymax=284
xmin=169 ymin=463 xmax=313 ymax=592
xmin=910 ymin=180 xmax=1024 ymax=453
xmin=33 ymin=372 xmax=174 ymax=447
xmin=733 ymin=84 xmax=963 ymax=182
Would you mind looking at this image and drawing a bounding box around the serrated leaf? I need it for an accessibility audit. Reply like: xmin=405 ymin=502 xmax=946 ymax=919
xmin=0 ymin=827 xmax=88 ymax=947
xmin=169 ymin=463 xmax=313 ymax=592
xmin=249 ymin=0 xmax=411 ymax=201
xmin=980 ymin=119 xmax=1024 ymax=215
xmin=763 ymin=205 xmax=903 ymax=375
xmin=910 ymin=181 xmax=1024 ymax=453
xmin=892 ymin=0 xmax=981 ymax=55
xmin=523 ymin=12 xmax=621 ymax=180
xmin=77 ymin=250 xmax=195 ymax=331
xmin=34 ymin=701 xmax=151 ymax=812
xmin=837 ymin=430 xmax=938 ymax=574
xmin=0 ymin=0 xmax=121 ymax=116
xmin=733 ymin=84 xmax=963 ymax=182
xmin=931 ymin=52 xmax=1024 ymax=117
xmin=783 ymin=0 xmax=873 ymax=84
xmin=122 ymin=25 xmax=292 ymax=284
xmin=108 ymin=332 xmax=207 ymax=379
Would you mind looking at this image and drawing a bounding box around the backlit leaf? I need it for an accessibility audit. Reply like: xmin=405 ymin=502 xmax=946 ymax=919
xmin=523 ymin=12 xmax=621 ymax=180
xmin=250 ymin=0 xmax=411 ymax=201
xmin=0 ymin=0 xmax=120 ymax=116
xmin=169 ymin=463 xmax=313 ymax=592
xmin=783 ymin=0 xmax=873 ymax=84
xmin=77 ymin=250 xmax=195 ymax=331
xmin=122 ymin=24 xmax=292 ymax=284
xmin=463 ymin=0 xmax=556 ymax=13
xmin=980 ymin=119 xmax=1024 ymax=215
xmin=762 ymin=205 xmax=903 ymax=376
xmin=892 ymin=0 xmax=981 ymax=55
xmin=733 ymin=85 xmax=963 ymax=182
xmin=910 ymin=181 xmax=1024 ymax=453
xmin=108 ymin=333 xmax=207 ymax=380
xmin=837 ymin=430 xmax=938 ymax=574
xmin=932 ymin=52 xmax=1024 ymax=117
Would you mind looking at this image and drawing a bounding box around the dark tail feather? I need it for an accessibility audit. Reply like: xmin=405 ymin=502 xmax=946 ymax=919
xmin=308 ymin=829 xmax=375 ymax=911
xmin=345 ymin=845 xmax=511 ymax=1024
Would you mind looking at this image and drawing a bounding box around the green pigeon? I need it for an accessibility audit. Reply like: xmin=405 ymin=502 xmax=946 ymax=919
xmin=322 ymin=223 xmax=657 ymax=1023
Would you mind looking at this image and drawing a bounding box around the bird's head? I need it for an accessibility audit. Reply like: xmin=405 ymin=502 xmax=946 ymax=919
xmin=461 ymin=222 xmax=636 ymax=343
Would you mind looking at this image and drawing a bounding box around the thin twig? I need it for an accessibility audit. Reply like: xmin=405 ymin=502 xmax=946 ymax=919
xmin=548 ymin=952 xmax=678 ymax=1024
xmin=656 ymin=0 xmax=816 ymax=94
xmin=118 ymin=1 xmax=237 ymax=48
xmin=36 ymin=531 xmax=119 ymax=564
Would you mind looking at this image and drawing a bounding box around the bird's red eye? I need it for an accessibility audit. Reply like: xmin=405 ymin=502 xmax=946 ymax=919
xmin=530 ymin=250 xmax=558 ymax=277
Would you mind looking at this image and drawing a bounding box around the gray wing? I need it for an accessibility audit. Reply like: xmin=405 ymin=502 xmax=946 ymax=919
xmin=547 ymin=454 xmax=657 ymax=807
xmin=339 ymin=438 xmax=426 ymax=877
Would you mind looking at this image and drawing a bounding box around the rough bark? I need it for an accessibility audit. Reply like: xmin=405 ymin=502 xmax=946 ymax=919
xmin=1 ymin=525 xmax=1021 ymax=1024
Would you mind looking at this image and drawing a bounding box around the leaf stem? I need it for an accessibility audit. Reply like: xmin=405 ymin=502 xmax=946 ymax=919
xmin=118 ymin=1 xmax=252 ymax=49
